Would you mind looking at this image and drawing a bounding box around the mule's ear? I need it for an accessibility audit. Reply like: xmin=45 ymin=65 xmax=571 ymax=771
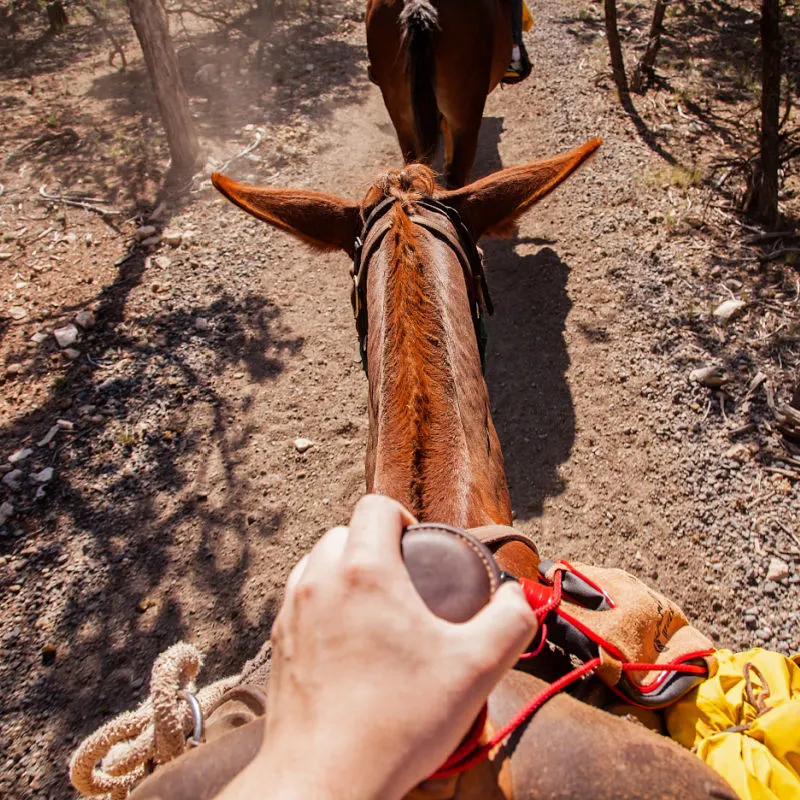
xmin=438 ymin=138 xmax=602 ymax=239
xmin=211 ymin=173 xmax=362 ymax=254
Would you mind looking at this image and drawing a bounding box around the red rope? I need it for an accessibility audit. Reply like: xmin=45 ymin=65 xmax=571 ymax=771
xmin=429 ymin=657 xmax=602 ymax=780
xmin=427 ymin=565 xmax=713 ymax=781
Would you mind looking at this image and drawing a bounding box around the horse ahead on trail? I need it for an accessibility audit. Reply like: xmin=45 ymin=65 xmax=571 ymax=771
xmin=367 ymin=0 xmax=517 ymax=188
xmin=206 ymin=144 xmax=735 ymax=799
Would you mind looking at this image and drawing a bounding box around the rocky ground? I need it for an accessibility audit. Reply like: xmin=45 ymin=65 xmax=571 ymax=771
xmin=1 ymin=0 xmax=799 ymax=796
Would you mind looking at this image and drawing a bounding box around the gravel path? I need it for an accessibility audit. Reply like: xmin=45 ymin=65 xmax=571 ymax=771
xmin=0 ymin=0 xmax=798 ymax=796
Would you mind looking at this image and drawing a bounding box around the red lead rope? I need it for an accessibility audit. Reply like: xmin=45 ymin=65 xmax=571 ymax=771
xmin=427 ymin=568 xmax=709 ymax=781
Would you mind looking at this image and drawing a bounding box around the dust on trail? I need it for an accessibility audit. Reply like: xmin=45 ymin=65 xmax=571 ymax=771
xmin=1 ymin=0 xmax=798 ymax=796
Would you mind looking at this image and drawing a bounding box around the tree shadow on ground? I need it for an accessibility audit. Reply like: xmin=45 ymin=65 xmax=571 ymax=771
xmin=0 ymin=254 xmax=302 ymax=795
xmin=483 ymin=241 xmax=574 ymax=518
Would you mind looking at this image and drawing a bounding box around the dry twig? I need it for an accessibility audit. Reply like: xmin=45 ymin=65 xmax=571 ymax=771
xmin=38 ymin=185 xmax=121 ymax=217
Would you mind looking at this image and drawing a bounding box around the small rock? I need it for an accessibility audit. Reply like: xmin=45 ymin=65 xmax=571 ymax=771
xmin=195 ymin=317 xmax=210 ymax=331
xmin=149 ymin=202 xmax=167 ymax=222
xmin=31 ymin=332 xmax=48 ymax=344
xmin=136 ymin=596 xmax=156 ymax=613
xmin=53 ymin=324 xmax=79 ymax=349
xmin=294 ymin=438 xmax=313 ymax=453
xmin=5 ymin=363 xmax=22 ymax=377
xmin=74 ymin=309 xmax=95 ymax=329
xmin=135 ymin=225 xmax=157 ymax=240
xmin=689 ymin=365 xmax=728 ymax=388
xmin=305 ymin=63 xmax=315 ymax=72
xmin=725 ymin=444 xmax=750 ymax=463
xmin=56 ymin=419 xmax=74 ymax=430
xmin=85 ymin=233 xmax=94 ymax=246
xmin=0 ymin=501 xmax=13 ymax=525
xmin=8 ymin=306 xmax=27 ymax=320
xmin=141 ymin=235 xmax=161 ymax=248
xmin=33 ymin=467 xmax=54 ymax=483
xmin=8 ymin=448 xmax=33 ymax=465
xmin=161 ymin=229 xmax=182 ymax=246
xmin=37 ymin=425 xmax=60 ymax=446
xmin=766 ymin=557 xmax=790 ymax=583
xmin=154 ymin=255 xmax=171 ymax=269
xmin=713 ymin=299 xmax=746 ymax=326
xmin=2 ymin=469 xmax=23 ymax=490
xmin=64 ymin=348 xmax=81 ymax=360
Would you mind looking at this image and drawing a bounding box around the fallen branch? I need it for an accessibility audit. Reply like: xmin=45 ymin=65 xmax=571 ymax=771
xmin=742 ymin=229 xmax=799 ymax=244
xmin=190 ymin=133 xmax=262 ymax=193
xmin=39 ymin=185 xmax=122 ymax=217
xmin=759 ymin=247 xmax=800 ymax=262
xmin=764 ymin=465 xmax=800 ymax=480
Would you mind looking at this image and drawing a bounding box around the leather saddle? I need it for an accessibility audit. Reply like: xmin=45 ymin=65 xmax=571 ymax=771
xmin=124 ymin=525 xmax=734 ymax=800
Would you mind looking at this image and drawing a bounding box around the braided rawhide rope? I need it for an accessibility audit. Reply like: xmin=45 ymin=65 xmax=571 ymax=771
xmin=70 ymin=643 xmax=239 ymax=799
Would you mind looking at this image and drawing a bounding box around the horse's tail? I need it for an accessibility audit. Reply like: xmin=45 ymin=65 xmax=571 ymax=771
xmin=400 ymin=0 xmax=440 ymax=162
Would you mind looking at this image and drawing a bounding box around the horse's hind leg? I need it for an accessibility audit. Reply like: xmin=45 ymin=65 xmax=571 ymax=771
xmin=443 ymin=107 xmax=483 ymax=189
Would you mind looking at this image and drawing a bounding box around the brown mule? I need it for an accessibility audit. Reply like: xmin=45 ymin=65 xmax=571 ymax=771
xmin=204 ymin=142 xmax=734 ymax=798
xmin=367 ymin=0 xmax=515 ymax=188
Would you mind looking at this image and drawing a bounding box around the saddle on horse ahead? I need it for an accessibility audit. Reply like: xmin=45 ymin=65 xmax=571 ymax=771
xmin=71 ymin=526 xmax=735 ymax=800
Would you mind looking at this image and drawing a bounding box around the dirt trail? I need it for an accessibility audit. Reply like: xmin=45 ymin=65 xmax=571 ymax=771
xmin=1 ymin=0 xmax=798 ymax=796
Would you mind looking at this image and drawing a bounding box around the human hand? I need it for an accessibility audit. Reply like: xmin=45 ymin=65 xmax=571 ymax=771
xmin=241 ymin=494 xmax=538 ymax=800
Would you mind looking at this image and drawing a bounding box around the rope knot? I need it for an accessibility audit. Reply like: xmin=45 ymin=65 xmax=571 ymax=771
xmin=70 ymin=643 xmax=240 ymax=800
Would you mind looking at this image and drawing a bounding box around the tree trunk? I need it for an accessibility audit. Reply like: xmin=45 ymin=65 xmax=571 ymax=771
xmin=604 ymin=0 xmax=629 ymax=98
xmin=128 ymin=0 xmax=200 ymax=177
xmin=630 ymin=0 xmax=669 ymax=93
xmin=745 ymin=0 xmax=781 ymax=229
xmin=47 ymin=1 xmax=68 ymax=34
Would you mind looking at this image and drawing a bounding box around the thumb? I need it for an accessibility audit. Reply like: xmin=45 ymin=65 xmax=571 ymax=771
xmin=463 ymin=582 xmax=539 ymax=676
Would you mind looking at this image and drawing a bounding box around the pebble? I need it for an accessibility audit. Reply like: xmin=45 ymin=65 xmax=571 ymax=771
xmin=713 ymin=299 xmax=746 ymax=326
xmin=724 ymin=444 xmax=750 ymax=463
xmin=141 ymin=235 xmax=161 ymax=247
xmin=5 ymin=363 xmax=22 ymax=377
xmin=8 ymin=306 xmax=27 ymax=320
xmin=64 ymin=348 xmax=81 ymax=360
xmin=31 ymin=332 xmax=48 ymax=344
xmin=53 ymin=324 xmax=79 ymax=349
xmin=294 ymin=438 xmax=313 ymax=453
xmin=766 ymin=557 xmax=790 ymax=583
xmin=161 ymin=230 xmax=182 ymax=246
xmin=195 ymin=317 xmax=210 ymax=331
xmin=56 ymin=419 xmax=74 ymax=430
xmin=0 ymin=501 xmax=13 ymax=525
xmin=135 ymin=225 xmax=157 ymax=240
xmin=2 ymin=469 xmax=23 ymax=490
xmin=689 ymin=365 xmax=727 ymax=388
xmin=74 ymin=309 xmax=95 ymax=329
xmin=8 ymin=448 xmax=33 ymax=465
xmin=33 ymin=467 xmax=54 ymax=483
xmin=37 ymin=425 xmax=60 ymax=447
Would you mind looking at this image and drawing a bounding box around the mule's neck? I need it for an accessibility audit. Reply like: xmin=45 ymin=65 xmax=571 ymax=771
xmin=364 ymin=204 xmax=511 ymax=527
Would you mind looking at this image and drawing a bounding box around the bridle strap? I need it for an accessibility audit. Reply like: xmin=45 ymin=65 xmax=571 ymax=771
xmin=350 ymin=196 xmax=492 ymax=373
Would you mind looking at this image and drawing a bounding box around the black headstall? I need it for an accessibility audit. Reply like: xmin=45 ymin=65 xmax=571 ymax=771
xmin=350 ymin=196 xmax=493 ymax=375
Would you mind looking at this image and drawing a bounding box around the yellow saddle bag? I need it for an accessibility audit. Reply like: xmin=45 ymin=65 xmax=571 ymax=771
xmin=665 ymin=649 xmax=800 ymax=800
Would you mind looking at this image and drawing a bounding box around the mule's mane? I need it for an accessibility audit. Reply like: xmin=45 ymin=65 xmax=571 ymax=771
xmin=361 ymin=164 xmax=438 ymax=213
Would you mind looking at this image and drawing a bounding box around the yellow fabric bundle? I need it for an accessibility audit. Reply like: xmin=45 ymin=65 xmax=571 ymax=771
xmin=522 ymin=2 xmax=533 ymax=32
xmin=665 ymin=649 xmax=800 ymax=800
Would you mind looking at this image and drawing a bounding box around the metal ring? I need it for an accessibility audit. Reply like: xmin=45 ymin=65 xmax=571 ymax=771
xmin=181 ymin=690 xmax=205 ymax=747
